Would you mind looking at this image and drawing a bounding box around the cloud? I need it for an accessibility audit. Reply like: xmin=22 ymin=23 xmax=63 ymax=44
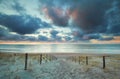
xmin=40 ymin=0 xmax=120 ymax=34
xmin=50 ymin=30 xmax=59 ymax=38
xmin=83 ymin=34 xmax=101 ymax=40
xmin=0 ymin=13 xmax=51 ymax=34
xmin=108 ymin=24 xmax=120 ymax=33
xmin=0 ymin=30 xmax=38 ymax=41
xmin=0 ymin=26 xmax=22 ymax=40
xmin=68 ymin=0 xmax=114 ymax=33
xmin=38 ymin=35 xmax=49 ymax=41
xmin=105 ymin=1 xmax=120 ymax=34
xmin=36 ymin=28 xmax=73 ymax=41
xmin=11 ymin=0 xmax=26 ymax=14
xmin=0 ymin=0 xmax=120 ymax=42
xmin=43 ymin=7 xmax=69 ymax=26
xmin=99 ymin=36 xmax=113 ymax=41
xmin=82 ymin=33 xmax=114 ymax=41
xmin=64 ymin=36 xmax=72 ymax=41
xmin=40 ymin=0 xmax=71 ymax=26
xmin=0 ymin=25 xmax=9 ymax=37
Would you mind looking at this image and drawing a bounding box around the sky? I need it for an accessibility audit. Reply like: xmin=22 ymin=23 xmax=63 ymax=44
xmin=0 ymin=0 xmax=120 ymax=42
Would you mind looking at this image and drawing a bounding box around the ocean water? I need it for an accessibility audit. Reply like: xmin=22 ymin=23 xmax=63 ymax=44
xmin=0 ymin=44 xmax=120 ymax=54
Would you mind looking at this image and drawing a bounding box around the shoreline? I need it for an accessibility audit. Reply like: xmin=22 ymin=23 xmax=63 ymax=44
xmin=0 ymin=52 xmax=120 ymax=56
xmin=0 ymin=40 xmax=120 ymax=44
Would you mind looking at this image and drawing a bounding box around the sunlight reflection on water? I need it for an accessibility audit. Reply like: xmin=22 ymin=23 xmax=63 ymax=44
xmin=0 ymin=44 xmax=120 ymax=54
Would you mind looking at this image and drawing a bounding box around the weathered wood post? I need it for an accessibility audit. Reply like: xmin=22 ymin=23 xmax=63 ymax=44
xmin=14 ymin=53 xmax=17 ymax=56
xmin=86 ymin=56 xmax=88 ymax=65
xmin=103 ymin=56 xmax=105 ymax=69
xmin=24 ymin=53 xmax=28 ymax=70
xmin=40 ymin=54 xmax=42 ymax=64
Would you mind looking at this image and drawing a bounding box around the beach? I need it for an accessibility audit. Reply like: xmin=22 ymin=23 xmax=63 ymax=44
xmin=0 ymin=0 xmax=120 ymax=78
xmin=0 ymin=53 xmax=120 ymax=79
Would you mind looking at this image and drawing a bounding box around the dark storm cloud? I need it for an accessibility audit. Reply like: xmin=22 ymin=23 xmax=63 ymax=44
xmin=40 ymin=0 xmax=120 ymax=34
xmin=0 ymin=26 xmax=38 ymax=41
xmin=109 ymin=24 xmax=120 ymax=33
xmin=40 ymin=0 xmax=71 ymax=26
xmin=0 ymin=13 xmax=51 ymax=34
xmin=43 ymin=7 xmax=69 ymax=26
xmin=68 ymin=0 xmax=114 ymax=33
xmin=0 ymin=0 xmax=119 ymax=42
xmin=0 ymin=26 xmax=22 ymax=40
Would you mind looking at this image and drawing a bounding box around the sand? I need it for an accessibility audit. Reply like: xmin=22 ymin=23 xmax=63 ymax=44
xmin=0 ymin=53 xmax=120 ymax=79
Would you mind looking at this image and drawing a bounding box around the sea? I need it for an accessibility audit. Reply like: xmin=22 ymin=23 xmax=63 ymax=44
xmin=0 ymin=44 xmax=120 ymax=55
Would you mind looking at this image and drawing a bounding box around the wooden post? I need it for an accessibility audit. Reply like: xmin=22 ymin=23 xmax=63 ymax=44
xmin=86 ymin=56 xmax=88 ymax=65
xmin=103 ymin=56 xmax=105 ymax=69
xmin=79 ymin=56 xmax=80 ymax=64
xmin=24 ymin=53 xmax=28 ymax=70
xmin=14 ymin=53 xmax=16 ymax=56
xmin=40 ymin=54 xmax=42 ymax=64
